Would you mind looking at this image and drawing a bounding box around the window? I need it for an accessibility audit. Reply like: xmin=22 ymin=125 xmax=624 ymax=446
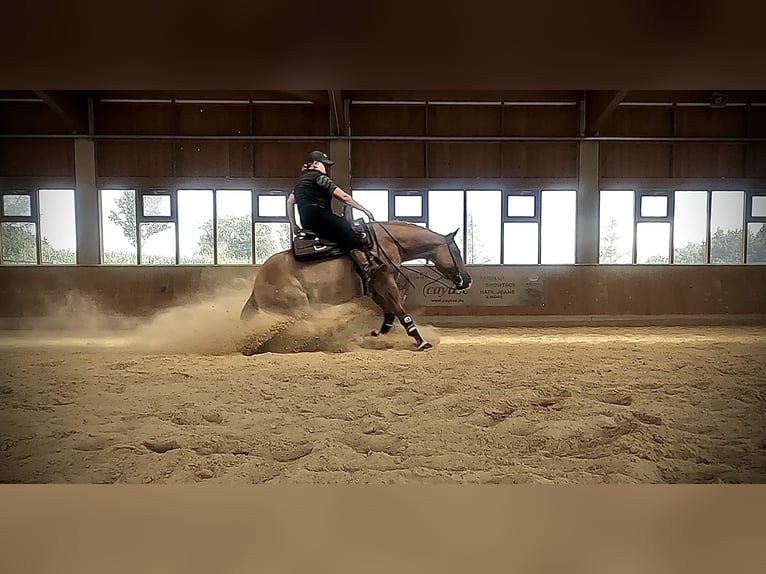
xmin=503 ymin=192 xmax=539 ymax=264
xmin=352 ymin=190 xmax=389 ymax=222
xmin=599 ymin=188 xmax=766 ymax=265
xmin=1 ymin=189 xmax=77 ymax=265
xmin=746 ymin=192 xmax=766 ymax=264
xmin=1 ymin=191 xmax=37 ymax=264
xmin=178 ymin=189 xmax=214 ymax=264
xmin=428 ymin=190 xmax=464 ymax=255
xmin=142 ymin=194 xmax=172 ymax=218
xmin=673 ymin=191 xmax=708 ymax=264
xmin=636 ymin=222 xmax=671 ymax=264
xmin=640 ymin=195 xmax=668 ymax=217
xmin=98 ymin=187 xmax=296 ymax=266
xmin=635 ymin=192 xmax=672 ymax=264
xmin=507 ymin=195 xmax=535 ymax=218
xmin=393 ymin=192 xmax=426 ymax=222
xmin=138 ymin=191 xmax=176 ymax=265
xmin=254 ymin=192 xmax=290 ymax=264
xmin=540 ymin=190 xmax=576 ymax=264
xmin=710 ymin=191 xmax=744 ymax=264
xmin=2 ymin=194 xmax=32 ymax=217
xmin=101 ymin=189 xmax=138 ymax=264
xmin=465 ymin=190 xmax=501 ymax=264
xmin=257 ymin=194 xmax=287 ymax=218
xmin=215 ymin=189 xmax=252 ymax=265
xmin=349 ymin=187 xmax=574 ymax=267
xmin=753 ymin=196 xmax=766 ymax=218
xmin=599 ymin=190 xmax=635 ymax=264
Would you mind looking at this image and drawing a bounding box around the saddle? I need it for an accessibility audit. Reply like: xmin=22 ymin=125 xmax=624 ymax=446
xmin=292 ymin=218 xmax=374 ymax=262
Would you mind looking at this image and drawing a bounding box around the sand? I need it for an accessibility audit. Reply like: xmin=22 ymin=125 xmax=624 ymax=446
xmin=1 ymin=290 xmax=765 ymax=484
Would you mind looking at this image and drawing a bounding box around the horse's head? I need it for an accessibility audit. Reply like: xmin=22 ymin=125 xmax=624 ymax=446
xmin=430 ymin=229 xmax=472 ymax=291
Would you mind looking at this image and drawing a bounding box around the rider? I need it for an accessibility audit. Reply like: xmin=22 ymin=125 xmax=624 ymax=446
xmin=287 ymin=150 xmax=384 ymax=292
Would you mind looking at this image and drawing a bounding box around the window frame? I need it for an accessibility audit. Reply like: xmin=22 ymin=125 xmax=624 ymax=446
xmin=0 ymin=189 xmax=42 ymax=265
xmin=136 ymin=189 xmax=179 ymax=265
xmin=391 ymin=191 xmax=428 ymax=224
xmin=502 ymin=190 xmax=541 ymax=265
xmin=633 ymin=190 xmax=674 ymax=264
xmin=253 ymin=190 xmax=291 ymax=264
xmin=745 ymin=190 xmax=766 ymax=264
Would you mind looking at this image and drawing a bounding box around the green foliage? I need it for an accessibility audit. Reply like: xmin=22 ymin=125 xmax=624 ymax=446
xmin=600 ymin=220 xmax=766 ymax=264
xmin=196 ymin=216 xmax=291 ymax=264
xmin=1 ymin=222 xmax=76 ymax=265
xmin=107 ymin=191 xmax=170 ymax=248
xmin=599 ymin=219 xmax=632 ymax=263
xmin=1 ymin=223 xmax=37 ymax=264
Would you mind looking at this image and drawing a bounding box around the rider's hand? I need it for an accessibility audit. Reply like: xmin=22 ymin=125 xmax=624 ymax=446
xmin=364 ymin=210 xmax=375 ymax=221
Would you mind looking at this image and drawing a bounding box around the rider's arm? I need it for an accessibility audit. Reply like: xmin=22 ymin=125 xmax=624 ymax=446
xmin=332 ymin=188 xmax=375 ymax=220
xmin=286 ymin=191 xmax=300 ymax=235
xmin=316 ymin=173 xmax=375 ymax=220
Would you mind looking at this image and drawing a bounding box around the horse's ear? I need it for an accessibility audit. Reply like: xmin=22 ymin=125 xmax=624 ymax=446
xmin=447 ymin=228 xmax=459 ymax=239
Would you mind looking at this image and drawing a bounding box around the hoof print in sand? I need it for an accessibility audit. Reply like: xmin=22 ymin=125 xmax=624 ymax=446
xmin=598 ymin=392 xmax=633 ymax=406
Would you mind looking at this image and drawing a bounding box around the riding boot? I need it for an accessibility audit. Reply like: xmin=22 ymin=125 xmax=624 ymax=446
xmin=350 ymin=249 xmax=384 ymax=295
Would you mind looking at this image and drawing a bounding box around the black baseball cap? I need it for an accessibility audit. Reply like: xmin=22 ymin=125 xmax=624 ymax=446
xmin=307 ymin=150 xmax=334 ymax=166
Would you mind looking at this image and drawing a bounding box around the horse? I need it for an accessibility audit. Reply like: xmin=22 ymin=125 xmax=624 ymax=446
xmin=239 ymin=219 xmax=472 ymax=352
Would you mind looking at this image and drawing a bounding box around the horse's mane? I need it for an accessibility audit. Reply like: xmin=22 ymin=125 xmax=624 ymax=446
xmin=371 ymin=219 xmax=440 ymax=234
xmin=368 ymin=220 xmax=447 ymax=247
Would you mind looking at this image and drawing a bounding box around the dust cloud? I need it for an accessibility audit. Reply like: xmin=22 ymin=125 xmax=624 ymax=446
xmin=17 ymin=285 xmax=440 ymax=355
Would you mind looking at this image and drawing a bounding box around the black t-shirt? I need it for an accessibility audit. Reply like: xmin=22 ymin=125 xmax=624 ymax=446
xmin=292 ymin=169 xmax=338 ymax=210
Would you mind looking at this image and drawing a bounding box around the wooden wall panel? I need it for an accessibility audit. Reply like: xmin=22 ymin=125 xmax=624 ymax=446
xmin=600 ymin=143 xmax=673 ymax=178
xmin=427 ymin=105 xmax=501 ymax=137
xmin=749 ymin=108 xmax=766 ymax=137
xmin=228 ymin=143 xmax=254 ymax=178
xmin=676 ymin=107 xmax=747 ymax=137
xmin=745 ymin=144 xmax=766 ymax=178
xmin=174 ymin=141 xmax=230 ymax=177
xmin=253 ymin=141 xmax=329 ymax=178
xmin=252 ymin=104 xmax=329 ymax=136
xmin=97 ymin=141 xmax=174 ymax=177
xmin=673 ymin=144 xmax=746 ymax=178
xmin=0 ymin=102 xmax=74 ymax=134
xmin=176 ymin=104 xmax=250 ymax=136
xmin=350 ymin=105 xmax=425 ymax=136
xmin=351 ymin=142 xmax=425 ymax=178
xmin=502 ymin=106 xmax=579 ymax=136
xmin=4 ymin=265 xmax=765 ymax=320
xmin=94 ymin=102 xmax=177 ymax=135
xmin=502 ymin=143 xmax=577 ymax=178
xmin=0 ymin=139 xmax=74 ymax=177
xmin=600 ymin=107 xmax=674 ymax=137
xmin=427 ymin=143 xmax=501 ymax=177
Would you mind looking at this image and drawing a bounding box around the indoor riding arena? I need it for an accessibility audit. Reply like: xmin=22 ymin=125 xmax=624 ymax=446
xmin=1 ymin=90 xmax=765 ymax=484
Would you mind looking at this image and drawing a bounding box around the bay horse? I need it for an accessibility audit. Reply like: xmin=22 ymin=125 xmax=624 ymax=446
xmin=239 ymin=220 xmax=472 ymax=352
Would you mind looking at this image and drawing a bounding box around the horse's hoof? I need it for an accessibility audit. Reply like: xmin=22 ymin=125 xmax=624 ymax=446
xmin=416 ymin=341 xmax=433 ymax=351
xmin=370 ymin=330 xmax=380 ymax=337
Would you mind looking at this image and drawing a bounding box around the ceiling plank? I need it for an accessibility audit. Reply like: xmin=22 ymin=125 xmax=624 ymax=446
xmin=328 ymin=90 xmax=346 ymax=135
xmin=34 ymin=90 xmax=88 ymax=133
xmin=585 ymin=90 xmax=629 ymax=136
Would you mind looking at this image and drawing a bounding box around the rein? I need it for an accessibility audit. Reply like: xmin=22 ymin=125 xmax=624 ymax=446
xmin=367 ymin=222 xmax=462 ymax=291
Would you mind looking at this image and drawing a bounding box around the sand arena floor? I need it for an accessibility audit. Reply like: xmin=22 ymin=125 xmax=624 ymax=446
xmin=0 ymin=291 xmax=765 ymax=484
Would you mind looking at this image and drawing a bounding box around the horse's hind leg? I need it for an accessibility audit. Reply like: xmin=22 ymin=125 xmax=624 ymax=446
xmin=369 ymin=291 xmax=396 ymax=337
xmin=371 ymin=273 xmax=432 ymax=351
xmin=240 ymin=292 xmax=259 ymax=321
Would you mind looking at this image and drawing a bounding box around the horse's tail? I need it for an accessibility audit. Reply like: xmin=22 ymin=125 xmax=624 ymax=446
xmin=240 ymin=291 xmax=260 ymax=321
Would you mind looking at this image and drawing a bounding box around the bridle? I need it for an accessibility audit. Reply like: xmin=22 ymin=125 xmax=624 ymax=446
xmin=367 ymin=223 xmax=467 ymax=291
